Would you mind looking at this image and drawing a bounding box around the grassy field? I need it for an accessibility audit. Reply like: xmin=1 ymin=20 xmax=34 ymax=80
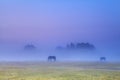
xmin=0 ymin=62 xmax=120 ymax=80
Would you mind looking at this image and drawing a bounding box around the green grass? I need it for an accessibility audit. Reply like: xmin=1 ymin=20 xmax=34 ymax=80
xmin=0 ymin=62 xmax=120 ymax=80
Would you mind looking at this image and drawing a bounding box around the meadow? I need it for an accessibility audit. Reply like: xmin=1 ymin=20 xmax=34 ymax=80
xmin=0 ymin=62 xmax=120 ymax=80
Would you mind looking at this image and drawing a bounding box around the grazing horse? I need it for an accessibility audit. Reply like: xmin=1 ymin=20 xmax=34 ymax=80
xmin=100 ymin=57 xmax=106 ymax=62
xmin=48 ymin=56 xmax=56 ymax=62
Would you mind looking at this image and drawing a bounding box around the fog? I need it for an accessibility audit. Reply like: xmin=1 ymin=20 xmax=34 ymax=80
xmin=0 ymin=43 xmax=120 ymax=62
xmin=0 ymin=0 xmax=120 ymax=62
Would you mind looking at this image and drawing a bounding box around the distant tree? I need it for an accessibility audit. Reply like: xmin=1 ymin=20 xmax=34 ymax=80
xmin=56 ymin=42 xmax=96 ymax=51
xmin=24 ymin=44 xmax=36 ymax=51
xmin=66 ymin=42 xmax=75 ymax=49
xmin=76 ymin=42 xmax=95 ymax=50
xmin=66 ymin=44 xmax=70 ymax=49
xmin=70 ymin=42 xmax=75 ymax=49
xmin=76 ymin=43 xmax=83 ymax=48
xmin=56 ymin=46 xmax=64 ymax=50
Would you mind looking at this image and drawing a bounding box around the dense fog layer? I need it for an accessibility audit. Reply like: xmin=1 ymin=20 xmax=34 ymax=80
xmin=0 ymin=43 xmax=120 ymax=62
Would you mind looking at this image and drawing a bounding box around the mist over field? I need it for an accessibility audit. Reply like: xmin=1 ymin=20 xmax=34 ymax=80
xmin=0 ymin=43 xmax=119 ymax=61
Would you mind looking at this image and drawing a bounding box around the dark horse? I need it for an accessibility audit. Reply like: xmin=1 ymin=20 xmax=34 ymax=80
xmin=48 ymin=56 xmax=56 ymax=62
xmin=100 ymin=57 xmax=106 ymax=62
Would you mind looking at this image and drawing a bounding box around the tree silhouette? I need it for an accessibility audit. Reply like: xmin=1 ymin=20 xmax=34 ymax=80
xmin=56 ymin=46 xmax=64 ymax=50
xmin=24 ymin=44 xmax=36 ymax=51
xmin=56 ymin=42 xmax=96 ymax=51
xmin=66 ymin=42 xmax=95 ymax=50
xmin=76 ymin=42 xmax=95 ymax=50
xmin=66 ymin=42 xmax=75 ymax=49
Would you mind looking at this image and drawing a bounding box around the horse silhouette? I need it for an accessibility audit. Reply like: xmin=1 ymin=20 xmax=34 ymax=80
xmin=48 ymin=56 xmax=56 ymax=62
xmin=100 ymin=57 xmax=106 ymax=62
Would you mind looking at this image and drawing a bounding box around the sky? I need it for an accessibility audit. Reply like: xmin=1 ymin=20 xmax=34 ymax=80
xmin=0 ymin=0 xmax=120 ymax=61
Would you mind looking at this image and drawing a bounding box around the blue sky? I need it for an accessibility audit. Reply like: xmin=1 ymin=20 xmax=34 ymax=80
xmin=0 ymin=0 xmax=120 ymax=61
